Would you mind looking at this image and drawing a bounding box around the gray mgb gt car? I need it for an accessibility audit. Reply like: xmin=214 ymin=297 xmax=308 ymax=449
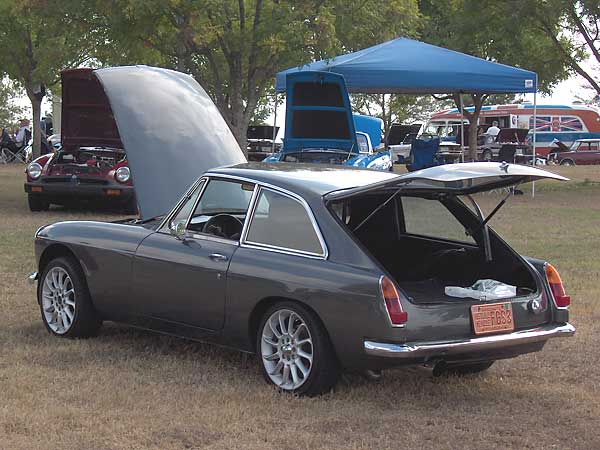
xmin=30 ymin=66 xmax=574 ymax=396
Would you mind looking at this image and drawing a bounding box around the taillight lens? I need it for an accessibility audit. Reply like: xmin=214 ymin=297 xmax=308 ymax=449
xmin=380 ymin=276 xmax=408 ymax=325
xmin=545 ymin=263 xmax=570 ymax=307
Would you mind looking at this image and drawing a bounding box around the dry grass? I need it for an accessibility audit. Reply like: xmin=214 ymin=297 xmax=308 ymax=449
xmin=1 ymin=164 xmax=599 ymax=450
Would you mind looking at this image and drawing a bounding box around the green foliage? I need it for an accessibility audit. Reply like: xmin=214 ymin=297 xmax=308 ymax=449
xmin=0 ymin=78 xmax=25 ymax=127
xmin=85 ymin=0 xmax=421 ymax=149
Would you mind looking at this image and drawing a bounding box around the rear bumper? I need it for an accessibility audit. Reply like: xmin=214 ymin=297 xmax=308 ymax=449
xmin=25 ymin=181 xmax=134 ymax=201
xmin=364 ymin=323 xmax=575 ymax=359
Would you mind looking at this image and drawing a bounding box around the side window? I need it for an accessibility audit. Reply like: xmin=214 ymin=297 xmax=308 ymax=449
xmin=401 ymin=196 xmax=475 ymax=244
xmin=246 ymin=189 xmax=324 ymax=256
xmin=187 ymin=179 xmax=254 ymax=239
xmin=167 ymin=180 xmax=205 ymax=231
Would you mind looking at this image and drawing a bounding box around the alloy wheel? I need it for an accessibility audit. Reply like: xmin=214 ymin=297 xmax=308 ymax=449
xmin=41 ymin=267 xmax=76 ymax=334
xmin=260 ymin=309 xmax=313 ymax=391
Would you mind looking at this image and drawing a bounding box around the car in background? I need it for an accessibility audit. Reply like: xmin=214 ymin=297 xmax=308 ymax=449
xmin=387 ymin=123 xmax=422 ymax=163
xmin=478 ymin=128 xmax=531 ymax=162
xmin=264 ymin=71 xmax=392 ymax=171
xmin=24 ymin=69 xmax=136 ymax=212
xmin=246 ymin=125 xmax=280 ymax=162
xmin=548 ymin=138 xmax=600 ymax=165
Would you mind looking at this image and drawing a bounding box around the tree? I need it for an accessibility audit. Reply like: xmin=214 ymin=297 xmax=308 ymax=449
xmin=528 ymin=0 xmax=600 ymax=95
xmin=0 ymin=0 xmax=93 ymax=158
xmin=352 ymin=94 xmax=452 ymax=139
xmin=89 ymin=0 xmax=421 ymax=153
xmin=0 ymin=77 xmax=25 ymax=127
xmin=419 ymin=0 xmax=571 ymax=160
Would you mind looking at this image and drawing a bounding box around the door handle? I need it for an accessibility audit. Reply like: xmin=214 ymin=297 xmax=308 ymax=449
xmin=209 ymin=253 xmax=228 ymax=262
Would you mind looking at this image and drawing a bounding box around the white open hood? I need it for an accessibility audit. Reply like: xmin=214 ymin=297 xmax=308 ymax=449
xmin=326 ymin=162 xmax=568 ymax=200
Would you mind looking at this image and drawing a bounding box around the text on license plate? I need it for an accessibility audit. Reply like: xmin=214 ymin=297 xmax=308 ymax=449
xmin=470 ymin=302 xmax=514 ymax=335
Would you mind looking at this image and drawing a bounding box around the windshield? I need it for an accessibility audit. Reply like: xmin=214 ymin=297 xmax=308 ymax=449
xmin=569 ymin=141 xmax=580 ymax=151
xmin=424 ymin=121 xmax=466 ymax=137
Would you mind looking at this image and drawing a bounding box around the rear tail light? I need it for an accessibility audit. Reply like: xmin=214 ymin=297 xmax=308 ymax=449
xmin=380 ymin=276 xmax=408 ymax=325
xmin=545 ymin=263 xmax=570 ymax=307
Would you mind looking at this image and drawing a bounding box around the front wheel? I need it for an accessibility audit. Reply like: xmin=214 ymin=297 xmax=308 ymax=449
xmin=257 ymin=302 xmax=339 ymax=396
xmin=28 ymin=194 xmax=50 ymax=212
xmin=38 ymin=257 xmax=102 ymax=338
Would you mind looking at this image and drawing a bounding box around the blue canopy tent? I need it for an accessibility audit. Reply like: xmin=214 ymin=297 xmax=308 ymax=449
xmin=273 ymin=37 xmax=539 ymax=171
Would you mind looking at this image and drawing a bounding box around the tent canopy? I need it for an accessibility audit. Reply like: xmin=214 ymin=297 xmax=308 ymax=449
xmin=276 ymin=37 xmax=537 ymax=95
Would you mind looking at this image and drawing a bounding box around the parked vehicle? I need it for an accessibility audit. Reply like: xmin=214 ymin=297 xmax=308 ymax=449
xmin=548 ymin=138 xmax=600 ymax=165
xmin=24 ymin=69 xmax=136 ymax=213
xmin=387 ymin=123 xmax=421 ymax=163
xmin=246 ymin=125 xmax=280 ymax=162
xmin=264 ymin=71 xmax=393 ymax=171
xmin=429 ymin=103 xmax=600 ymax=157
xmin=30 ymin=66 xmax=575 ymax=396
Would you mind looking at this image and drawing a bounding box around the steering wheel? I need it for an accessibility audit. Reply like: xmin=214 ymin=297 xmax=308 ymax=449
xmin=203 ymin=214 xmax=244 ymax=240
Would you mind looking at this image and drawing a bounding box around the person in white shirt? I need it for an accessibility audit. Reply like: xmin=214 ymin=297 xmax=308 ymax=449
xmin=15 ymin=119 xmax=31 ymax=147
xmin=485 ymin=121 xmax=501 ymax=138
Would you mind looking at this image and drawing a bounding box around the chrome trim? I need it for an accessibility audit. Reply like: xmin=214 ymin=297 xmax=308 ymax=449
xmin=241 ymin=185 xmax=328 ymax=259
xmin=27 ymin=271 xmax=38 ymax=284
xmin=364 ymin=323 xmax=575 ymax=359
xmin=189 ymin=233 xmax=240 ymax=246
xmin=158 ymin=177 xmax=207 ymax=231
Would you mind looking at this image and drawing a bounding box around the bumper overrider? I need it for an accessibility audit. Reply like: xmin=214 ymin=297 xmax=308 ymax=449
xmin=364 ymin=323 xmax=575 ymax=359
xmin=24 ymin=180 xmax=134 ymax=200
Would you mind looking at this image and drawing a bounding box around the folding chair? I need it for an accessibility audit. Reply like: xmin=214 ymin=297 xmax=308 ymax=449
xmin=406 ymin=137 xmax=441 ymax=171
xmin=0 ymin=142 xmax=27 ymax=163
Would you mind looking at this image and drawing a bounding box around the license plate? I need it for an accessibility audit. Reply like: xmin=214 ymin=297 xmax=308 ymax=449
xmin=471 ymin=302 xmax=514 ymax=335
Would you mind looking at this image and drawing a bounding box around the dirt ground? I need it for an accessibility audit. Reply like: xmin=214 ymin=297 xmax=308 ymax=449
xmin=1 ymin=164 xmax=599 ymax=450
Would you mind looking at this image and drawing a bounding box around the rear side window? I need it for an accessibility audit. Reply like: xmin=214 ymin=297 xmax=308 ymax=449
xmin=246 ymin=189 xmax=324 ymax=256
xmin=401 ymin=197 xmax=475 ymax=244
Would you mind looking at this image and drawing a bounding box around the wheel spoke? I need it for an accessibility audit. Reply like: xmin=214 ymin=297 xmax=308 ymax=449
xmin=296 ymin=338 xmax=311 ymax=346
xmin=64 ymin=298 xmax=75 ymax=307
xmin=263 ymin=351 xmax=279 ymax=362
xmin=43 ymin=305 xmax=55 ymax=313
xmin=278 ymin=311 xmax=287 ymax=335
xmin=292 ymin=323 xmax=306 ymax=339
xmin=262 ymin=335 xmax=278 ymax=347
xmin=269 ymin=360 xmax=283 ymax=376
xmin=63 ymin=288 xmax=74 ymax=297
xmin=287 ymin=312 xmax=296 ymax=336
xmin=268 ymin=318 xmax=281 ymax=338
xmin=64 ymin=307 xmax=74 ymax=322
xmin=297 ymin=349 xmax=313 ymax=362
xmin=290 ymin=363 xmax=300 ymax=385
xmin=295 ymin=358 xmax=309 ymax=377
xmin=280 ymin=364 xmax=290 ymax=387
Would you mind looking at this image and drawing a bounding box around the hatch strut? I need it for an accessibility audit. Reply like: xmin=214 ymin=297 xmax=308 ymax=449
xmin=353 ymin=186 xmax=404 ymax=232
xmin=466 ymin=188 xmax=515 ymax=262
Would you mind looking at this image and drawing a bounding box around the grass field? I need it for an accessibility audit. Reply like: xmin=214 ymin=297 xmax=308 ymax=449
xmin=1 ymin=163 xmax=599 ymax=450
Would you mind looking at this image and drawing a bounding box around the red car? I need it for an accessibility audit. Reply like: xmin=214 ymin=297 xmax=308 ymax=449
xmin=548 ymin=138 xmax=600 ymax=165
xmin=24 ymin=69 xmax=136 ymax=212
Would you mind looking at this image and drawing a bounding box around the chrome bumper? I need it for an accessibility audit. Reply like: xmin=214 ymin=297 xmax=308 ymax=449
xmin=364 ymin=323 xmax=575 ymax=359
xmin=27 ymin=271 xmax=38 ymax=284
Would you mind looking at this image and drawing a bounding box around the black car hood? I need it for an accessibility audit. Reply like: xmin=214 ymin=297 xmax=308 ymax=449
xmin=92 ymin=66 xmax=246 ymax=219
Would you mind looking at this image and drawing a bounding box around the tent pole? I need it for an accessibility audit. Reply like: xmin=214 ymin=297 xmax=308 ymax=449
xmin=460 ymin=94 xmax=465 ymax=163
xmin=271 ymin=91 xmax=278 ymax=154
xmin=532 ymin=90 xmax=537 ymax=197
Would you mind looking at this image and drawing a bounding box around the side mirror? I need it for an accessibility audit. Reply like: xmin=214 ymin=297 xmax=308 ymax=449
xmin=170 ymin=220 xmax=187 ymax=240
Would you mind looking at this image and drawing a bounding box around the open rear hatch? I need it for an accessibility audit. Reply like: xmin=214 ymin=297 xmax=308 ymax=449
xmin=326 ymin=162 xmax=568 ymax=342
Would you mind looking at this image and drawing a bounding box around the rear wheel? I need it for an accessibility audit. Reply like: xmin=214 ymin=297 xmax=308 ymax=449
xmin=28 ymin=194 xmax=50 ymax=212
xmin=38 ymin=256 xmax=102 ymax=338
xmin=257 ymin=302 xmax=339 ymax=396
xmin=481 ymin=149 xmax=493 ymax=162
xmin=560 ymin=159 xmax=575 ymax=166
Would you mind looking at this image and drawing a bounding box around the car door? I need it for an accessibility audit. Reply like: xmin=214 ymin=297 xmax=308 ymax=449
xmin=132 ymin=177 xmax=255 ymax=331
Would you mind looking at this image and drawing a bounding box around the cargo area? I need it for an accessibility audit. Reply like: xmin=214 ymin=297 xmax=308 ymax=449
xmin=330 ymin=190 xmax=538 ymax=304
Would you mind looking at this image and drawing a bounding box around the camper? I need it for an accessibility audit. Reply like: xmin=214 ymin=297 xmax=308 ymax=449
xmin=428 ymin=104 xmax=600 ymax=156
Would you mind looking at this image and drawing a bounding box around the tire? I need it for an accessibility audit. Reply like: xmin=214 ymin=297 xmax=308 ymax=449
xmin=481 ymin=149 xmax=493 ymax=162
xmin=28 ymin=194 xmax=50 ymax=212
xmin=257 ymin=301 xmax=339 ymax=396
xmin=38 ymin=256 xmax=102 ymax=338
xmin=560 ymin=159 xmax=575 ymax=166
xmin=434 ymin=360 xmax=495 ymax=376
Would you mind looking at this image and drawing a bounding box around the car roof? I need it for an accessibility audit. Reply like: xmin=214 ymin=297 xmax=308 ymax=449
xmin=206 ymin=162 xmax=398 ymax=198
xmin=574 ymin=139 xmax=600 ymax=142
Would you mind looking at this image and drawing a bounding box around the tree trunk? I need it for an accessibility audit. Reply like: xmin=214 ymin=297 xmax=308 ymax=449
xmin=27 ymin=89 xmax=43 ymax=160
xmin=467 ymin=118 xmax=479 ymax=161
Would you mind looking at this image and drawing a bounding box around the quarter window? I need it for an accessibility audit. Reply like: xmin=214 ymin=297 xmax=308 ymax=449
xmin=246 ymin=189 xmax=324 ymax=256
xmin=168 ymin=180 xmax=205 ymax=231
